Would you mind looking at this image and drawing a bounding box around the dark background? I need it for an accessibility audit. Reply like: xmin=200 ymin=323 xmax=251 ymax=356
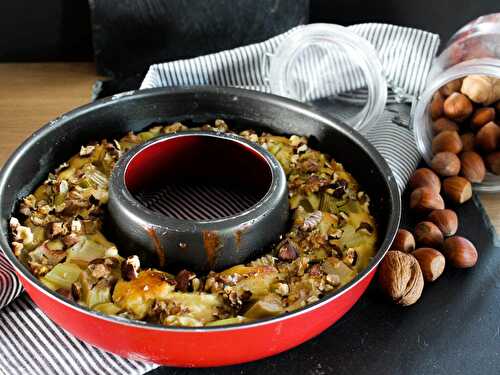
xmin=1 ymin=0 xmax=499 ymax=73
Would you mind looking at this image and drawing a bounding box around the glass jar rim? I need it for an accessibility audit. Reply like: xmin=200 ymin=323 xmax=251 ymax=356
xmin=268 ymin=23 xmax=387 ymax=133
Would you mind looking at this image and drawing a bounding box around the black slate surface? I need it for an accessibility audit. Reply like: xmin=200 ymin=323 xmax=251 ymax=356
xmin=148 ymin=194 xmax=500 ymax=375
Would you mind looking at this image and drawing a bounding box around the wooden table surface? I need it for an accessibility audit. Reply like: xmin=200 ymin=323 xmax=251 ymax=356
xmin=0 ymin=62 xmax=499 ymax=232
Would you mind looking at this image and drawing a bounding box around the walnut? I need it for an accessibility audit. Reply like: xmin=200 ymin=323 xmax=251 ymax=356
xmin=378 ymin=251 xmax=424 ymax=306
xmin=48 ymin=222 xmax=66 ymax=238
xmin=88 ymin=260 xmax=111 ymax=279
xmin=300 ymin=211 xmax=323 ymax=231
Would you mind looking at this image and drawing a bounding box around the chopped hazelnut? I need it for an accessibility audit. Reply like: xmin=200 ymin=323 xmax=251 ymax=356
xmin=121 ymin=255 xmax=140 ymax=281
xmin=175 ymin=269 xmax=196 ymax=292
xmin=277 ymin=240 xmax=299 ymax=261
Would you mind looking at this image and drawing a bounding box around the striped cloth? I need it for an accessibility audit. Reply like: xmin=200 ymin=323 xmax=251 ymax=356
xmin=0 ymin=255 xmax=23 ymax=310
xmin=0 ymin=22 xmax=440 ymax=375
xmin=142 ymin=23 xmax=439 ymax=99
xmin=0 ymin=293 xmax=156 ymax=375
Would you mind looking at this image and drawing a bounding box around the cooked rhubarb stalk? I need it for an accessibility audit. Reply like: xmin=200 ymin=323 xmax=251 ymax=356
xmin=41 ymin=262 xmax=82 ymax=290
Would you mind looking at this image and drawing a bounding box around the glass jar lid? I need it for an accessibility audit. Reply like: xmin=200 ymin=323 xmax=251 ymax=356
xmin=267 ymin=23 xmax=387 ymax=133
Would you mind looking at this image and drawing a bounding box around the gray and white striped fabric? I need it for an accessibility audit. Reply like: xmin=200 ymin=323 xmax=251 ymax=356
xmin=0 ymin=22 xmax=439 ymax=375
xmin=0 ymin=253 xmax=23 ymax=309
xmin=142 ymin=23 xmax=439 ymax=99
xmin=0 ymin=293 xmax=157 ymax=375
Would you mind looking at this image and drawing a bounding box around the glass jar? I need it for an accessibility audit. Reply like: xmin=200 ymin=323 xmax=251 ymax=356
xmin=265 ymin=23 xmax=387 ymax=134
xmin=412 ymin=13 xmax=500 ymax=193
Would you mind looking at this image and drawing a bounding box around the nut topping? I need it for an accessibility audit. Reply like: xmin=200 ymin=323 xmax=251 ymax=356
xmin=356 ymin=222 xmax=374 ymax=234
xmin=308 ymin=263 xmax=322 ymax=276
xmin=79 ymin=145 xmax=96 ymax=156
xmin=88 ymin=261 xmax=111 ymax=279
xmin=121 ymin=255 xmax=140 ymax=281
xmin=8 ymin=119 xmax=378 ymax=328
xmin=277 ymin=240 xmax=299 ymax=261
xmin=175 ymin=269 xmax=196 ymax=292
xmin=301 ymin=211 xmax=323 ymax=231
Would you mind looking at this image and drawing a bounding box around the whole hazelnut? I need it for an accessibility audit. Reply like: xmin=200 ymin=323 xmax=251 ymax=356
xmin=439 ymin=79 xmax=462 ymax=97
xmin=443 ymin=236 xmax=478 ymax=268
xmin=475 ymin=121 xmax=499 ymax=152
xmin=443 ymin=176 xmax=472 ymax=204
xmin=378 ymin=250 xmax=424 ymax=306
xmin=433 ymin=118 xmax=459 ymax=134
xmin=430 ymin=92 xmax=444 ymax=120
xmin=408 ymin=168 xmax=441 ymax=193
xmin=460 ymin=151 xmax=486 ymax=183
xmin=409 ymin=187 xmax=445 ymax=213
xmin=431 ymin=152 xmax=461 ymax=177
xmin=414 ymin=221 xmax=444 ymax=248
xmin=443 ymin=92 xmax=473 ymax=122
xmin=392 ymin=229 xmax=416 ymax=253
xmin=432 ymin=130 xmax=463 ymax=154
xmin=471 ymin=107 xmax=495 ymax=130
xmin=462 ymin=75 xmax=499 ymax=105
xmin=485 ymin=151 xmax=500 ymax=175
xmin=460 ymin=133 xmax=476 ymax=152
xmin=412 ymin=248 xmax=446 ymax=282
xmin=428 ymin=209 xmax=458 ymax=236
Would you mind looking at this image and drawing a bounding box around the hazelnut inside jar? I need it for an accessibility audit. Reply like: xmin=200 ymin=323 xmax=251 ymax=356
xmin=412 ymin=14 xmax=500 ymax=193
xmin=413 ymin=70 xmax=500 ymax=193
